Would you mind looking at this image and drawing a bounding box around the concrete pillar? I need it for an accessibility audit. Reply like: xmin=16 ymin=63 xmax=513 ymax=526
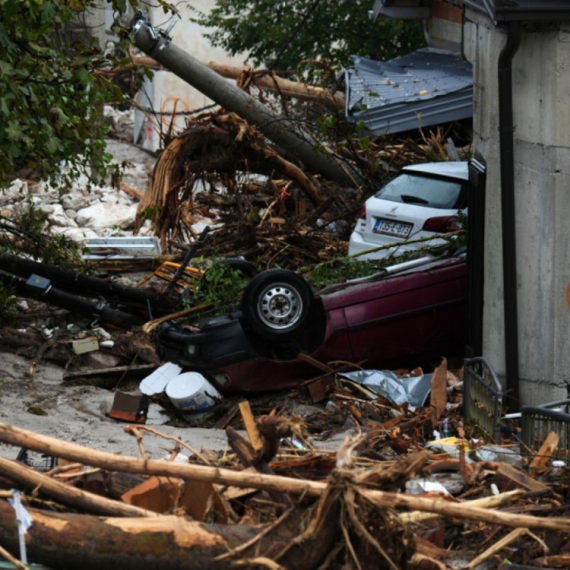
xmin=464 ymin=10 xmax=570 ymax=406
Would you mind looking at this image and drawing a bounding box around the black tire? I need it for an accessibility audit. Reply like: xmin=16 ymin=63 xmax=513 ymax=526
xmin=200 ymin=257 xmax=257 ymax=292
xmin=216 ymin=257 xmax=258 ymax=278
xmin=241 ymin=269 xmax=314 ymax=341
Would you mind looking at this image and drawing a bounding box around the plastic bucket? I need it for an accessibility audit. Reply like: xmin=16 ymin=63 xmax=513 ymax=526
xmin=166 ymin=372 xmax=221 ymax=411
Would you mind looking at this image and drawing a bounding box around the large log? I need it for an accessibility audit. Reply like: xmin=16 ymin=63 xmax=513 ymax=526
xmin=2 ymin=422 xmax=570 ymax=532
xmin=0 ymin=499 xmax=285 ymax=570
xmin=130 ymin=52 xmax=346 ymax=110
xmin=207 ymin=62 xmax=346 ymax=110
xmin=0 ymin=455 xmax=157 ymax=518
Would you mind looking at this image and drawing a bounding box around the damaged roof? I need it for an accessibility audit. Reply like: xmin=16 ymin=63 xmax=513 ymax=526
xmin=343 ymin=48 xmax=473 ymax=136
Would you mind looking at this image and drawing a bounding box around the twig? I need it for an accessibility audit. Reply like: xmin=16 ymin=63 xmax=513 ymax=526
xmin=340 ymin=505 xmax=362 ymax=570
xmin=214 ymin=506 xmax=295 ymax=561
xmin=142 ymin=301 xmax=214 ymax=333
xmin=400 ymin=489 xmax=523 ymax=524
xmin=124 ymin=426 xmax=148 ymax=461
xmin=466 ymin=528 xmax=548 ymax=569
xmin=54 ymin=468 xmax=102 ymax=480
xmin=124 ymin=425 xmax=212 ymax=465
xmin=0 ymin=543 xmax=26 ymax=570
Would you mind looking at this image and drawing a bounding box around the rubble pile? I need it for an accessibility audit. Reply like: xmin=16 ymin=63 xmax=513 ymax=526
xmin=3 ymin=108 xmax=567 ymax=569
xmin=1 ymin=360 xmax=570 ymax=569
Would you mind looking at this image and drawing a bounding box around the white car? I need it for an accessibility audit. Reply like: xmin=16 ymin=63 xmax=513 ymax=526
xmin=348 ymin=161 xmax=469 ymax=260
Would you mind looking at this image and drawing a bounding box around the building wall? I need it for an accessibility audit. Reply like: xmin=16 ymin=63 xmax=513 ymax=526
xmin=464 ymin=8 xmax=570 ymax=405
xmin=425 ymin=0 xmax=463 ymax=53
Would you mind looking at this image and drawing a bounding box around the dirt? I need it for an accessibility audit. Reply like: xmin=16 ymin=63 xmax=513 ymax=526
xmin=0 ymin=122 xmax=352 ymax=463
xmin=0 ymin=351 xmax=234 ymax=461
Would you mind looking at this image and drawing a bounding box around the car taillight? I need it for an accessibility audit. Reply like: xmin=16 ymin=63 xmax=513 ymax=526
xmin=422 ymin=216 xmax=462 ymax=233
xmin=359 ymin=204 xmax=366 ymax=219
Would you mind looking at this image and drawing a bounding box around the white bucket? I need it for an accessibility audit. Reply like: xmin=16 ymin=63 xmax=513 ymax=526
xmin=166 ymin=372 xmax=222 ymax=411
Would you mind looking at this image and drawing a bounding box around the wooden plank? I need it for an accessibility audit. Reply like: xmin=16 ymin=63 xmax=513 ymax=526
xmin=494 ymin=462 xmax=549 ymax=493
xmin=529 ymin=431 xmax=560 ymax=471
xmin=238 ymin=400 xmax=262 ymax=452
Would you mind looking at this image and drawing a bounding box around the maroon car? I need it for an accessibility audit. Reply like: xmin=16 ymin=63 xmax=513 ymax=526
xmin=158 ymin=250 xmax=466 ymax=393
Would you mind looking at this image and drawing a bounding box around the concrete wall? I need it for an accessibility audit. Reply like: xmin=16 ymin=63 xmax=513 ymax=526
xmin=464 ymin=8 xmax=570 ymax=405
xmin=135 ymin=1 xmax=246 ymax=150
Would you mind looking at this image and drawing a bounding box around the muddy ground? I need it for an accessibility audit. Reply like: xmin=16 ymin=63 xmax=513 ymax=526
xmin=0 ymin=351 xmax=233 ymax=460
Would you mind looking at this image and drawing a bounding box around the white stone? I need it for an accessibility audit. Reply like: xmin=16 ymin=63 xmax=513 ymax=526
xmin=61 ymin=193 xmax=90 ymax=211
xmin=50 ymin=227 xmax=96 ymax=243
xmin=47 ymin=204 xmax=78 ymax=228
xmin=4 ymin=179 xmax=28 ymax=199
xmin=76 ymin=202 xmax=137 ymax=229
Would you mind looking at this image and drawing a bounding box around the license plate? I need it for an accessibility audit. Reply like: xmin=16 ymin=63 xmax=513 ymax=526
xmin=373 ymin=218 xmax=413 ymax=238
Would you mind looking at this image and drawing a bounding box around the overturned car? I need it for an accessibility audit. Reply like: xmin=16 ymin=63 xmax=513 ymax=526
xmin=157 ymin=250 xmax=467 ymax=393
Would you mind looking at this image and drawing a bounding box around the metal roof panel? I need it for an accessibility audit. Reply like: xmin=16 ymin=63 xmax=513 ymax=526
xmin=344 ymin=49 xmax=473 ymax=135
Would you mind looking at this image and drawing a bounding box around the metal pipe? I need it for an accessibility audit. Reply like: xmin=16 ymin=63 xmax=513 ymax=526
xmin=498 ymin=22 xmax=522 ymax=412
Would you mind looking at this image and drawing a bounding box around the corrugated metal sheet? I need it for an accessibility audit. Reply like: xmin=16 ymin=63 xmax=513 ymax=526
xmin=344 ymin=49 xmax=473 ymax=135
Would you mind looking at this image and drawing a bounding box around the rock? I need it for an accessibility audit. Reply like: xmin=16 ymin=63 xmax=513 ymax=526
xmin=82 ymin=351 xmax=122 ymax=370
xmin=76 ymin=202 xmax=138 ymax=229
xmin=61 ymin=193 xmax=90 ymax=211
xmin=51 ymin=227 xmax=99 ymax=242
xmin=5 ymin=179 xmax=28 ymax=198
xmin=47 ymin=204 xmax=78 ymax=228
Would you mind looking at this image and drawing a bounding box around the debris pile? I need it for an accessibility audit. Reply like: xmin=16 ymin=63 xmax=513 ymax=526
xmin=1 ymin=360 xmax=570 ymax=569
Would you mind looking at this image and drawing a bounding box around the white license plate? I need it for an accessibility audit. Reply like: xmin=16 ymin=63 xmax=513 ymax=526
xmin=373 ymin=218 xmax=413 ymax=238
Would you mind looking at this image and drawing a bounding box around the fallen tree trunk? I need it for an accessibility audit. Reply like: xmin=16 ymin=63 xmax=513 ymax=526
xmin=0 ymin=455 xmax=157 ymax=518
xmin=207 ymin=62 xmax=346 ymax=109
xmin=0 ymin=500 xmax=288 ymax=570
xmin=1 ymin=422 xmax=570 ymax=532
xmin=130 ymin=51 xmax=345 ymax=110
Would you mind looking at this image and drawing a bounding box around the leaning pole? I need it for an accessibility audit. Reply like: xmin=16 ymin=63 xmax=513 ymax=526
xmin=128 ymin=14 xmax=361 ymax=188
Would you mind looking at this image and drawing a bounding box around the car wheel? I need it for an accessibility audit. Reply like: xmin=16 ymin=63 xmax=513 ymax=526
xmin=241 ymin=269 xmax=314 ymax=340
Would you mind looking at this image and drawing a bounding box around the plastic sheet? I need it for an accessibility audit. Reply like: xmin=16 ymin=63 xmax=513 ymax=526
xmin=338 ymin=369 xmax=433 ymax=407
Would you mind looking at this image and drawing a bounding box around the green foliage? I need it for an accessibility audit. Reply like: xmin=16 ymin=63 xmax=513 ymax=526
xmin=191 ymin=261 xmax=254 ymax=313
xmin=191 ymin=0 xmax=425 ymax=80
xmin=0 ymin=0 xmax=172 ymax=189
xmin=0 ymin=204 xmax=83 ymax=268
xmin=303 ymin=235 xmax=465 ymax=290
xmin=0 ymin=284 xmax=20 ymax=328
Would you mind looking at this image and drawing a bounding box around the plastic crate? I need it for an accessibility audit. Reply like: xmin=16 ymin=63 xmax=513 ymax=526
xmin=463 ymin=357 xmax=503 ymax=442
xmin=521 ymin=399 xmax=570 ymax=460
xmin=16 ymin=448 xmax=58 ymax=472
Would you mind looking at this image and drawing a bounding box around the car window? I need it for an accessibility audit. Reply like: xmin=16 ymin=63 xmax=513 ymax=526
xmin=374 ymin=173 xmax=467 ymax=209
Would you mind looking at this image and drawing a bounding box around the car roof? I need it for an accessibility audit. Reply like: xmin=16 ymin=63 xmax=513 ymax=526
xmin=402 ymin=161 xmax=469 ymax=181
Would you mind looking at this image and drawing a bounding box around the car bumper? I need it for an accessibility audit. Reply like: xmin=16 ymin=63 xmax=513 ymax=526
xmin=157 ymin=318 xmax=259 ymax=371
xmin=348 ymin=230 xmax=450 ymax=260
